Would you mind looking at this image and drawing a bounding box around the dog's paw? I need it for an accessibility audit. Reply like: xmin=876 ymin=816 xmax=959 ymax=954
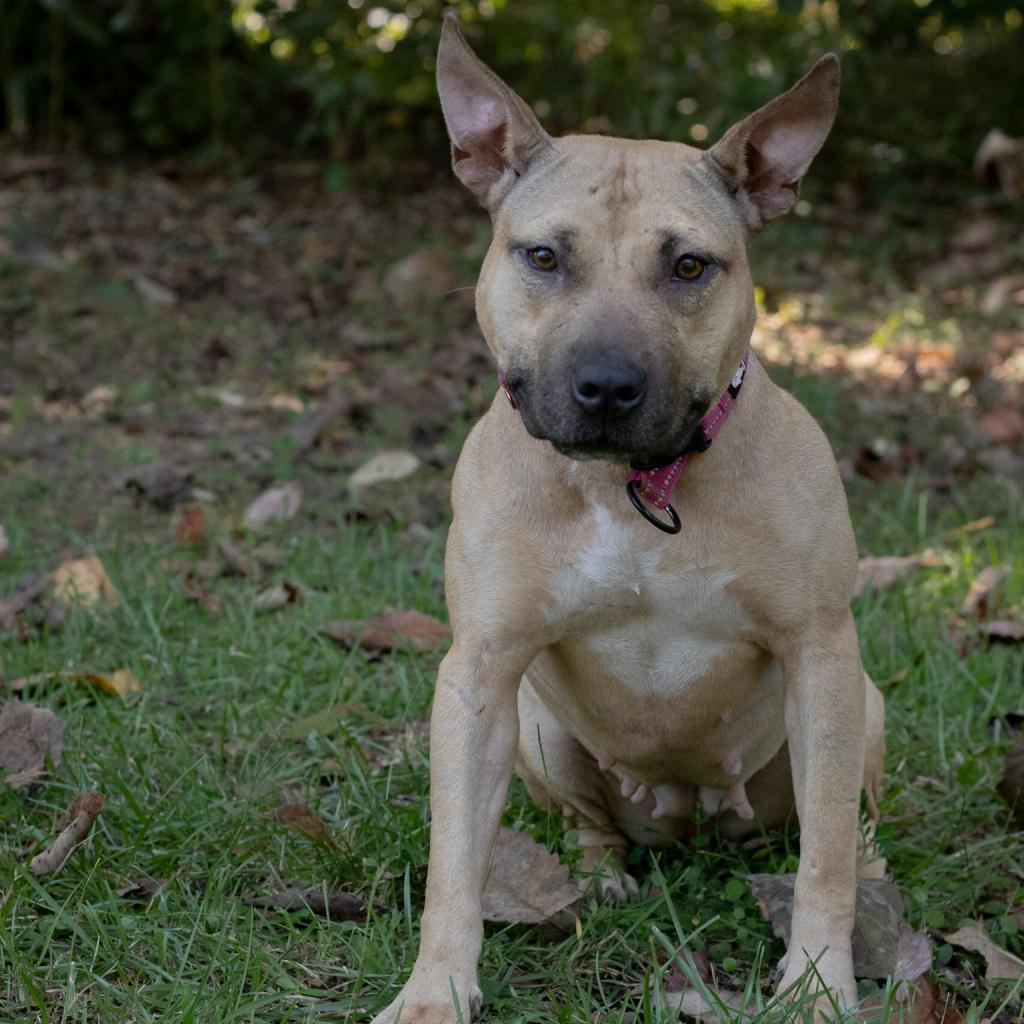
xmin=777 ymin=948 xmax=856 ymax=1021
xmin=591 ymin=869 xmax=640 ymax=904
xmin=370 ymin=977 xmax=482 ymax=1024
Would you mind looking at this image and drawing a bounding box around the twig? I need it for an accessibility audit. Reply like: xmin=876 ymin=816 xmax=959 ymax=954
xmin=29 ymin=792 xmax=105 ymax=876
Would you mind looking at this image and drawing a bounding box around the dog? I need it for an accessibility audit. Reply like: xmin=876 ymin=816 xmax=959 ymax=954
xmin=371 ymin=16 xmax=885 ymax=1022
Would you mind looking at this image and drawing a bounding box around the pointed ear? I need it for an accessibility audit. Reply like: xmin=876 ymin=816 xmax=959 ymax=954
xmin=436 ymin=14 xmax=551 ymax=206
xmin=704 ymin=54 xmax=840 ymax=230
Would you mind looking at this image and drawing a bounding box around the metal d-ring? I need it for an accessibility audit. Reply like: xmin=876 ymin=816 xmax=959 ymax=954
xmin=626 ymin=479 xmax=682 ymax=535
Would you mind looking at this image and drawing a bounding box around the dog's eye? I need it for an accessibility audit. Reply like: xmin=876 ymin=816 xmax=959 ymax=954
xmin=528 ymin=247 xmax=558 ymax=272
xmin=674 ymin=254 xmax=707 ymax=281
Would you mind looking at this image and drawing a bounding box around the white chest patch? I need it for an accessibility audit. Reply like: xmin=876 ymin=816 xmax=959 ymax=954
xmin=547 ymin=504 xmax=753 ymax=697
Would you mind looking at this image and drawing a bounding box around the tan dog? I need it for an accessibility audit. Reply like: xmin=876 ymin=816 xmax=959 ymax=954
xmin=371 ymin=17 xmax=885 ymax=1023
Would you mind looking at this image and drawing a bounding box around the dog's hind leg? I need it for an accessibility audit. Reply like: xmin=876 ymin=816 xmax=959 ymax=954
xmin=858 ymin=673 xmax=887 ymax=878
xmin=516 ymin=676 xmax=639 ymax=902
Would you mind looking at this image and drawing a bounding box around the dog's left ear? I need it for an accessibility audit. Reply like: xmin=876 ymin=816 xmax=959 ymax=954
xmin=436 ymin=14 xmax=552 ymax=207
xmin=704 ymin=55 xmax=840 ymax=230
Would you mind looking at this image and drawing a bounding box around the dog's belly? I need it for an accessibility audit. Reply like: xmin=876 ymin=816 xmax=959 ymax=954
xmin=531 ymin=503 xmax=787 ymax=795
xmin=527 ymin=640 xmax=785 ymax=793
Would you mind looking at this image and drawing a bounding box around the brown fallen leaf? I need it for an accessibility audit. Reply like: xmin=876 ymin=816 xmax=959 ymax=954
xmin=183 ymin=574 xmax=223 ymax=615
xmin=52 ymin=556 xmax=119 ymax=607
xmin=348 ymin=450 xmax=422 ymax=490
xmin=320 ymin=609 xmax=450 ymax=654
xmin=243 ymin=482 xmax=302 ymax=530
xmin=979 ymin=619 xmax=1024 ymax=644
xmin=945 ymin=923 xmax=1024 ymax=981
xmin=217 ymin=538 xmax=257 ymax=577
xmin=117 ymin=877 xmax=167 ymax=903
xmin=748 ymin=873 xmax=905 ymax=978
xmin=977 ymin=406 xmax=1024 ymax=446
xmin=660 ymin=979 xmax=747 ymax=1020
xmin=120 ymin=460 xmax=194 ymax=508
xmin=481 ymin=826 xmax=580 ymax=928
xmin=853 ymin=554 xmax=937 ymax=598
xmin=246 ymin=887 xmax=385 ymax=921
xmin=997 ymin=736 xmax=1024 ymax=826
xmin=253 ymin=581 xmax=303 ymax=613
xmin=943 ymin=516 xmax=995 ymax=541
xmin=174 ymin=505 xmax=206 ymax=545
xmin=8 ymin=669 xmax=142 ymax=701
xmin=864 ymin=975 xmax=964 ymax=1024
xmin=893 ymin=922 xmax=933 ymax=999
xmin=960 ymin=566 xmax=1007 ymax=619
xmin=29 ymin=792 xmax=106 ymax=875
xmin=269 ymin=803 xmax=338 ymax=847
xmin=0 ymin=700 xmax=64 ymax=788
xmin=0 ymin=523 xmax=8 ymax=558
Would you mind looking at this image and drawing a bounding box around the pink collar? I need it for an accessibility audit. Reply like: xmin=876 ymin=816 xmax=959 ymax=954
xmin=499 ymin=351 xmax=750 ymax=535
xmin=627 ymin=352 xmax=750 ymax=532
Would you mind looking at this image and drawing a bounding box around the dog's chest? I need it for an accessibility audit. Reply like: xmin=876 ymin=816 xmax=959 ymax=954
xmin=546 ymin=505 xmax=754 ymax=697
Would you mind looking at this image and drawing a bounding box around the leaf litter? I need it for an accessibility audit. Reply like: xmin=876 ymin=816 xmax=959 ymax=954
xmin=243 ymin=482 xmax=302 ymax=530
xmin=0 ymin=699 xmax=64 ymax=788
xmin=944 ymin=923 xmax=1024 ymax=982
xmin=481 ymin=826 xmax=580 ymax=930
xmin=320 ymin=609 xmax=450 ymax=654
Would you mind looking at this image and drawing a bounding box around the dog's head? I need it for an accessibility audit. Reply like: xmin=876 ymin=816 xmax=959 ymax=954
xmin=437 ymin=16 xmax=839 ymax=465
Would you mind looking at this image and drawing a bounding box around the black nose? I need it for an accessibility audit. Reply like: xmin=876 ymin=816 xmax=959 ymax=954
xmin=571 ymin=357 xmax=647 ymax=418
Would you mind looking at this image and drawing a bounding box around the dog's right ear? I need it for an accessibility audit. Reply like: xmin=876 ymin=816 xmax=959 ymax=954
xmin=436 ymin=14 xmax=551 ymax=206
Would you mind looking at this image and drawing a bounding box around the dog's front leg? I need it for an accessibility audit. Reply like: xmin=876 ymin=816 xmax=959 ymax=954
xmin=777 ymin=611 xmax=866 ymax=1013
xmin=371 ymin=640 xmax=524 ymax=1024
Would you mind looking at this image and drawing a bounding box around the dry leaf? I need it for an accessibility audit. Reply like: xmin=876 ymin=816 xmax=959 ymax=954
xmin=979 ymin=619 xmax=1024 ymax=644
xmin=183 ymin=575 xmax=223 ymax=615
xmin=217 ymin=538 xmax=257 ymax=577
xmin=977 ymin=407 xmax=1024 ymax=445
xmin=320 ymin=609 xmax=450 ymax=654
xmin=854 ymin=555 xmax=935 ymax=598
xmin=246 ymin=888 xmax=384 ymax=921
xmin=864 ymin=974 xmax=964 ymax=1024
xmin=893 ymin=923 xmax=933 ymax=999
xmin=52 ymin=556 xmax=119 ymax=607
xmin=8 ymin=670 xmax=142 ymax=700
xmin=997 ymin=736 xmax=1024 ymax=825
xmin=243 ymin=482 xmax=302 ymax=530
xmin=0 ymin=700 xmax=64 ymax=788
xmin=660 ymin=981 xmax=747 ymax=1020
xmin=253 ymin=581 xmax=302 ymax=613
xmin=481 ymin=826 xmax=580 ymax=927
xmin=85 ymin=669 xmax=142 ymax=699
xmin=117 ymin=877 xmax=167 ymax=903
xmin=120 ymin=461 xmax=194 ymax=508
xmin=0 ymin=523 xmax=8 ymax=558
xmin=943 ymin=517 xmax=995 ymax=541
xmin=748 ymin=873 xmax=905 ymax=978
xmin=30 ymin=792 xmax=106 ymax=876
xmin=945 ymin=923 xmax=1024 ymax=981
xmin=269 ymin=803 xmax=337 ymax=847
xmin=348 ymin=450 xmax=421 ymax=490
xmin=960 ymin=566 xmax=1007 ymax=619
xmin=175 ymin=505 xmax=206 ymax=545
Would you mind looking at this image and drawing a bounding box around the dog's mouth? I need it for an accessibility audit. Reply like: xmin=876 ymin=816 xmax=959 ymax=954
xmin=507 ymin=373 xmax=710 ymax=466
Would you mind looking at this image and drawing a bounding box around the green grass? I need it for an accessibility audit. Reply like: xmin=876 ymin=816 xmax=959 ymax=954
xmin=1 ymin=421 xmax=1022 ymax=1022
xmin=2 ymin=165 xmax=1023 ymax=1022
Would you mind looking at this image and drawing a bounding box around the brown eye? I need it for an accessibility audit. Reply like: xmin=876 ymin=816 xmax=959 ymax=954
xmin=674 ymin=254 xmax=707 ymax=281
xmin=528 ymin=247 xmax=558 ymax=272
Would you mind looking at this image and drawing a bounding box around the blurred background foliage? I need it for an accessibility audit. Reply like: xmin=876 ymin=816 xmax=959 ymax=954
xmin=1 ymin=0 xmax=1023 ymax=192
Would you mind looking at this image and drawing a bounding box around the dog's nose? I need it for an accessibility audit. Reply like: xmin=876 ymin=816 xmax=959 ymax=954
xmin=571 ymin=357 xmax=647 ymax=418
